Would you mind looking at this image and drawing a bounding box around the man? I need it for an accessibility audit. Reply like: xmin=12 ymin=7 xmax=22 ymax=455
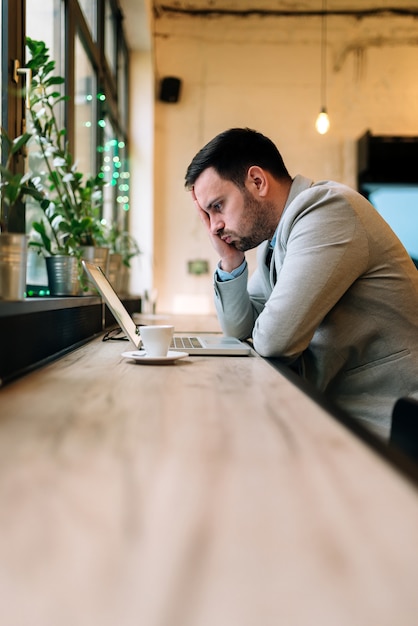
xmin=185 ymin=127 xmax=418 ymax=440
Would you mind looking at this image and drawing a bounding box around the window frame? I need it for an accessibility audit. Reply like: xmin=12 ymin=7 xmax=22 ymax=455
xmin=1 ymin=0 xmax=26 ymax=232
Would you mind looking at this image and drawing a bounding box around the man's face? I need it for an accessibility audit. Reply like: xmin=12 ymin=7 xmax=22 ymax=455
xmin=193 ymin=167 xmax=274 ymax=251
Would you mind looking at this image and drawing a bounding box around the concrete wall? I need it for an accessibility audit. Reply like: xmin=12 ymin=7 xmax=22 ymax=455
xmin=130 ymin=11 xmax=418 ymax=313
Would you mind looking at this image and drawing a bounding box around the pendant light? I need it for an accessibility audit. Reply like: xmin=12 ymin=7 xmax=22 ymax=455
xmin=315 ymin=0 xmax=330 ymax=134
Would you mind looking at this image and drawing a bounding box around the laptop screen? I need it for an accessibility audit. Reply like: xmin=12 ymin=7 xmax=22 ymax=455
xmin=82 ymin=261 xmax=140 ymax=347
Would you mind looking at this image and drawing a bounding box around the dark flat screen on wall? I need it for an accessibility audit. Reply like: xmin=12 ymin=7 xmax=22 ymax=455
xmin=357 ymin=131 xmax=418 ymax=268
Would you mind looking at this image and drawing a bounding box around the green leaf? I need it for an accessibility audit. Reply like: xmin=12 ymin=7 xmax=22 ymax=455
xmin=45 ymin=76 xmax=65 ymax=86
xmin=32 ymin=220 xmax=52 ymax=254
xmin=10 ymin=132 xmax=32 ymax=155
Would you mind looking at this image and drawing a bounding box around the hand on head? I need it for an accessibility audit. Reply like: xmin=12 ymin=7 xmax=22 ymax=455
xmin=189 ymin=186 xmax=245 ymax=272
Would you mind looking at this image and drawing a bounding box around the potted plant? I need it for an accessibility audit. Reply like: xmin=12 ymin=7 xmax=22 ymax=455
xmin=0 ymin=128 xmax=44 ymax=299
xmin=106 ymin=222 xmax=140 ymax=294
xmin=25 ymin=37 xmax=108 ymax=294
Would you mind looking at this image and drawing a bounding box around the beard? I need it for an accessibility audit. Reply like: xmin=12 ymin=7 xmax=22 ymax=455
xmin=228 ymin=190 xmax=278 ymax=252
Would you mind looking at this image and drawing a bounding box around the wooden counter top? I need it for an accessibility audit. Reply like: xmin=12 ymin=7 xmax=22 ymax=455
xmin=0 ymin=326 xmax=418 ymax=625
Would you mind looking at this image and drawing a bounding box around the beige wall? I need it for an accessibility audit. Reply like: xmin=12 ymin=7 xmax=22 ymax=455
xmin=129 ymin=51 xmax=154 ymax=299
xmin=130 ymin=11 xmax=418 ymax=313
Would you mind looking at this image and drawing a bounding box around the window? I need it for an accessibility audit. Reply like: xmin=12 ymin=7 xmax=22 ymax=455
xmin=117 ymin=37 xmax=129 ymax=128
xmin=1 ymin=0 xmax=26 ymax=232
xmin=74 ymin=31 xmax=97 ymax=176
xmin=78 ymin=0 xmax=97 ymax=41
xmin=1 ymin=0 xmax=131 ymax=287
xmin=24 ymin=0 xmax=129 ymax=211
xmin=100 ymin=118 xmax=130 ymax=226
xmin=104 ymin=0 xmax=117 ymax=76
xmin=26 ymin=0 xmax=64 ymax=75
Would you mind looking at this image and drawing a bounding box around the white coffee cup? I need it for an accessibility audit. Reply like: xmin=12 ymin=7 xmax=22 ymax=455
xmin=139 ymin=325 xmax=174 ymax=357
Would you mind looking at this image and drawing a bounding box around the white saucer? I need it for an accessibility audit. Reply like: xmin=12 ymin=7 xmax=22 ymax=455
xmin=121 ymin=350 xmax=188 ymax=364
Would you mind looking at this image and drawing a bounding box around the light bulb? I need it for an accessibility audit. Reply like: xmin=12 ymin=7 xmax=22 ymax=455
xmin=315 ymin=109 xmax=330 ymax=134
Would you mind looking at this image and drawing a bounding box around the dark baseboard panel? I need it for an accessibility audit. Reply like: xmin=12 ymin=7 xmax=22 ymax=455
xmin=0 ymin=295 xmax=141 ymax=386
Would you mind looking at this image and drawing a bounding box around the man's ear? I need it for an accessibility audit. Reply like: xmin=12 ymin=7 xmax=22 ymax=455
xmin=246 ymin=166 xmax=268 ymax=197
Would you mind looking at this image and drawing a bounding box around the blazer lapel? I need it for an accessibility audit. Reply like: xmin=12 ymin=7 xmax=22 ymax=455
xmin=263 ymin=240 xmax=277 ymax=286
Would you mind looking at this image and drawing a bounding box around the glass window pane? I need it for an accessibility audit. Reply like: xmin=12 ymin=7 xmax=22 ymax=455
xmin=117 ymin=140 xmax=131 ymax=230
xmin=104 ymin=0 xmax=116 ymax=75
xmin=26 ymin=0 xmax=64 ymax=85
xmin=74 ymin=32 xmax=96 ymax=176
xmin=25 ymin=0 xmax=65 ymax=287
xmin=100 ymin=120 xmax=129 ymax=225
xmin=78 ymin=0 xmax=97 ymax=41
xmin=117 ymin=40 xmax=128 ymax=127
xmin=101 ymin=117 xmax=117 ymax=225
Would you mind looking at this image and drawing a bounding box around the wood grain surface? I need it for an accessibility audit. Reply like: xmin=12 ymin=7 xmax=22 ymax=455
xmin=0 ymin=327 xmax=418 ymax=626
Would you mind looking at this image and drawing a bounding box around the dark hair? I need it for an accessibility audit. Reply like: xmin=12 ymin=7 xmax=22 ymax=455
xmin=185 ymin=127 xmax=291 ymax=189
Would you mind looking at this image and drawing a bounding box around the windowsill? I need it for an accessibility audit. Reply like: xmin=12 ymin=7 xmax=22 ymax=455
xmin=0 ymin=295 xmax=102 ymax=316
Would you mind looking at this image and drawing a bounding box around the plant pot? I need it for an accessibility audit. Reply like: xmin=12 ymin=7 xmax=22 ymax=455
xmin=79 ymin=245 xmax=109 ymax=295
xmin=107 ymin=252 xmax=122 ymax=292
xmin=79 ymin=245 xmax=109 ymax=272
xmin=118 ymin=264 xmax=130 ymax=296
xmin=0 ymin=233 xmax=28 ymax=300
xmin=46 ymin=255 xmax=80 ymax=296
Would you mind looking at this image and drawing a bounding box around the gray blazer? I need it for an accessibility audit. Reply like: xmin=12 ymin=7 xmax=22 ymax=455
xmin=214 ymin=175 xmax=418 ymax=439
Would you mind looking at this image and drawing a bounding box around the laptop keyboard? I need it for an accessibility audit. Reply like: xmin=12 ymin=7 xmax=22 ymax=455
xmin=170 ymin=336 xmax=203 ymax=350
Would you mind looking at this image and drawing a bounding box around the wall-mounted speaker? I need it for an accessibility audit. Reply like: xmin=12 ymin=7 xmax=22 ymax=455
xmin=159 ymin=76 xmax=182 ymax=103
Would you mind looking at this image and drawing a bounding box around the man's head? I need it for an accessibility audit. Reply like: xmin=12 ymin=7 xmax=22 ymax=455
xmin=186 ymin=128 xmax=292 ymax=252
xmin=185 ymin=127 xmax=291 ymax=191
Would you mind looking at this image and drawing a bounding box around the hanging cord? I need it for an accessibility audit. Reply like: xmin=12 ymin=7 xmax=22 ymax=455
xmin=320 ymin=0 xmax=328 ymax=111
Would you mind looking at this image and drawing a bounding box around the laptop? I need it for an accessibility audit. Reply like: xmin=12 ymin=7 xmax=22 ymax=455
xmin=82 ymin=261 xmax=252 ymax=356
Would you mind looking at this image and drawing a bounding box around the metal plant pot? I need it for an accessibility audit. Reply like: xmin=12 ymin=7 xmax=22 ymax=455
xmin=0 ymin=233 xmax=28 ymax=300
xmin=107 ymin=252 xmax=122 ymax=292
xmin=79 ymin=245 xmax=110 ymax=295
xmin=46 ymin=255 xmax=80 ymax=296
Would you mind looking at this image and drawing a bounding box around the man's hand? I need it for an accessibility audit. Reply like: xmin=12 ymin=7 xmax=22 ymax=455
xmin=191 ymin=190 xmax=245 ymax=273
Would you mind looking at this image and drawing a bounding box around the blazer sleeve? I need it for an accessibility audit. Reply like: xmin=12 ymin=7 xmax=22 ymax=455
xmin=215 ymin=186 xmax=370 ymax=358
xmin=252 ymin=188 xmax=370 ymax=358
